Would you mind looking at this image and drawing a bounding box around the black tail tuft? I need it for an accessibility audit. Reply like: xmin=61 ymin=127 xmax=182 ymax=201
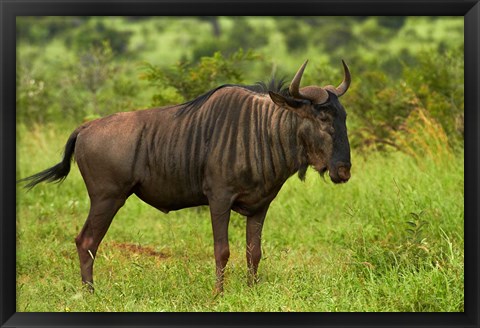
xmin=18 ymin=129 xmax=78 ymax=190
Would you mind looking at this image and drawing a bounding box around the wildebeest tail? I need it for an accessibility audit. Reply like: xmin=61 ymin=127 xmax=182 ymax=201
xmin=19 ymin=128 xmax=80 ymax=190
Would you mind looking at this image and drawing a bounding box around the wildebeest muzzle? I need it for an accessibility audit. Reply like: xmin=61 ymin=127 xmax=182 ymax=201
xmin=329 ymin=161 xmax=351 ymax=183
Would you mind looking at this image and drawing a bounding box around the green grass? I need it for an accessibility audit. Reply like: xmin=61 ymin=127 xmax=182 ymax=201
xmin=16 ymin=123 xmax=464 ymax=312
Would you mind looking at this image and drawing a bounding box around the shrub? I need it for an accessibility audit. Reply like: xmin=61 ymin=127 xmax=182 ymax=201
xmin=16 ymin=40 xmax=142 ymax=125
xmin=16 ymin=66 xmax=53 ymax=124
xmin=141 ymin=49 xmax=262 ymax=107
xmin=17 ymin=17 xmax=86 ymax=45
xmin=345 ymin=47 xmax=463 ymax=155
xmin=402 ymin=48 xmax=464 ymax=144
xmin=65 ymin=20 xmax=132 ymax=55
xmin=394 ymin=107 xmax=454 ymax=165
xmin=191 ymin=18 xmax=269 ymax=62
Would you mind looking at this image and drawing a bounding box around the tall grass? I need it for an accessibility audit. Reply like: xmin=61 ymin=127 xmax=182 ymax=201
xmin=395 ymin=105 xmax=454 ymax=164
xmin=16 ymin=122 xmax=463 ymax=312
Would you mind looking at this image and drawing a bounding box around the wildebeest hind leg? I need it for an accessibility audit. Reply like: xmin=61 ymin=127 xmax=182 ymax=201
xmin=75 ymin=195 xmax=126 ymax=291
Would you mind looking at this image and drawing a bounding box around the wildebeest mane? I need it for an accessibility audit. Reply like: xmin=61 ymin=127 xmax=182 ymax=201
xmin=242 ymin=77 xmax=289 ymax=95
xmin=175 ymin=78 xmax=290 ymax=117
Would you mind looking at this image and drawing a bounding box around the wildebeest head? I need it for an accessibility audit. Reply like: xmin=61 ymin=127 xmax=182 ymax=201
xmin=269 ymin=60 xmax=351 ymax=183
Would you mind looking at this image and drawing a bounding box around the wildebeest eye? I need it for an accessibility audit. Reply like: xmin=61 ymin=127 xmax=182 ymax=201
xmin=314 ymin=103 xmax=334 ymax=114
xmin=317 ymin=111 xmax=331 ymax=123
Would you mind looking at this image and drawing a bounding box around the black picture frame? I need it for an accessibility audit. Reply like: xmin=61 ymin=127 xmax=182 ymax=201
xmin=1 ymin=1 xmax=479 ymax=327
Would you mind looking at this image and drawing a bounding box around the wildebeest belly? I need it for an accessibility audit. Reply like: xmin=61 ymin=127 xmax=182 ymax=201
xmin=133 ymin=181 xmax=209 ymax=213
xmin=230 ymin=185 xmax=283 ymax=216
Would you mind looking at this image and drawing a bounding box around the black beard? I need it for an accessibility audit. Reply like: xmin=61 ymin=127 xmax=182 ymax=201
xmin=297 ymin=163 xmax=308 ymax=181
xmin=315 ymin=166 xmax=328 ymax=181
xmin=298 ymin=164 xmax=328 ymax=182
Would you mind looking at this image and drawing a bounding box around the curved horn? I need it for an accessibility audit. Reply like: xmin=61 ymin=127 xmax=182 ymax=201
xmin=335 ymin=59 xmax=351 ymax=97
xmin=289 ymin=60 xmax=309 ymax=99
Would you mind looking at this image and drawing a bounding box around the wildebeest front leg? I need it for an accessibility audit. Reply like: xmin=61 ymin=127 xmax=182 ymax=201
xmin=75 ymin=196 xmax=126 ymax=291
xmin=209 ymin=204 xmax=231 ymax=294
xmin=246 ymin=206 xmax=268 ymax=286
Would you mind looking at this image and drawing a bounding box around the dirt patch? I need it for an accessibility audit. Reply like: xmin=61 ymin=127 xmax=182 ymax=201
xmin=106 ymin=241 xmax=170 ymax=259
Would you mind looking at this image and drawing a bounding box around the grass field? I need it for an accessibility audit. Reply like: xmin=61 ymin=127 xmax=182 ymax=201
xmin=16 ymin=122 xmax=464 ymax=312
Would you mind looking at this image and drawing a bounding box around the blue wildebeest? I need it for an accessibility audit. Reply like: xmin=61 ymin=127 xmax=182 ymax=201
xmin=20 ymin=60 xmax=352 ymax=293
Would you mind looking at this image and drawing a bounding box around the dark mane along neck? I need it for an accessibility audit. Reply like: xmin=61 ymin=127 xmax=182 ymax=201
xmin=175 ymin=78 xmax=290 ymax=117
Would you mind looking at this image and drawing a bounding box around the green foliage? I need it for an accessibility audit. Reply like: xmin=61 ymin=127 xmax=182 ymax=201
xmin=78 ymin=41 xmax=114 ymax=94
xmin=275 ymin=19 xmax=309 ymax=53
xmin=345 ymin=46 xmax=463 ymax=153
xmin=403 ymin=48 xmax=464 ymax=142
xmin=394 ymin=107 xmax=454 ymax=165
xmin=73 ymin=41 xmax=141 ymax=117
xmin=377 ymin=16 xmax=407 ymax=29
xmin=17 ymin=39 xmax=142 ymax=123
xmin=190 ymin=18 xmax=269 ymax=61
xmin=345 ymin=70 xmax=417 ymax=151
xmin=65 ymin=19 xmax=133 ymax=55
xmin=141 ymin=49 xmax=261 ymax=106
xmin=16 ymin=65 xmax=52 ymax=124
xmin=17 ymin=17 xmax=88 ymax=45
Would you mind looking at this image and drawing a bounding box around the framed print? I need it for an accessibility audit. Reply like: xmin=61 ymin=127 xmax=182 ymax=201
xmin=1 ymin=0 xmax=479 ymax=327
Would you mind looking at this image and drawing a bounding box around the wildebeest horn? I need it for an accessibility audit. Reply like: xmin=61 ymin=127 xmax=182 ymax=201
xmin=290 ymin=60 xmax=329 ymax=104
xmin=335 ymin=59 xmax=351 ymax=96
xmin=289 ymin=60 xmax=308 ymax=99
xmin=325 ymin=59 xmax=351 ymax=97
xmin=290 ymin=59 xmax=350 ymax=104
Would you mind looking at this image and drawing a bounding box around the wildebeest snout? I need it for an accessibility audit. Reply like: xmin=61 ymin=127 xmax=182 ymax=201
xmin=329 ymin=162 xmax=351 ymax=183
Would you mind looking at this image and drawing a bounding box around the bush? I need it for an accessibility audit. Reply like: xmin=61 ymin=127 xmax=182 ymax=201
xmin=141 ymin=49 xmax=262 ymax=106
xmin=345 ymin=47 xmax=463 ymax=154
xmin=345 ymin=70 xmax=417 ymax=152
xmin=65 ymin=20 xmax=132 ymax=55
xmin=276 ymin=18 xmax=309 ymax=53
xmin=16 ymin=65 xmax=54 ymax=124
xmin=394 ymin=107 xmax=454 ymax=165
xmin=190 ymin=18 xmax=269 ymax=62
xmin=16 ymin=40 xmax=142 ymax=125
xmin=17 ymin=17 xmax=86 ymax=45
xmin=402 ymin=48 xmax=464 ymax=144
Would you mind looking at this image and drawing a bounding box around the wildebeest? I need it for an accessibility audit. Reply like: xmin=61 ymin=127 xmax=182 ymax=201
xmin=20 ymin=60 xmax=351 ymax=293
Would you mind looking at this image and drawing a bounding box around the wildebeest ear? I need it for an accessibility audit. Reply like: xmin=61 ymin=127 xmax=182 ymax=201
xmin=268 ymin=91 xmax=304 ymax=109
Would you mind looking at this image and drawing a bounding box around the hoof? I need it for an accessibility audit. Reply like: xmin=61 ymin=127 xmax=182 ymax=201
xmin=82 ymin=281 xmax=95 ymax=293
xmin=213 ymin=283 xmax=224 ymax=297
xmin=247 ymin=273 xmax=259 ymax=287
